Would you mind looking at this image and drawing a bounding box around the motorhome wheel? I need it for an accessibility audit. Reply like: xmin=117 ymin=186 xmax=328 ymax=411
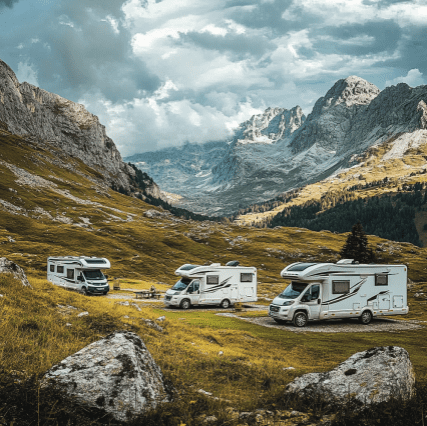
xmin=81 ymin=287 xmax=88 ymax=296
xmin=180 ymin=299 xmax=191 ymax=310
xmin=292 ymin=311 xmax=308 ymax=327
xmin=358 ymin=310 xmax=373 ymax=325
xmin=273 ymin=318 xmax=287 ymax=325
xmin=220 ymin=299 xmax=231 ymax=309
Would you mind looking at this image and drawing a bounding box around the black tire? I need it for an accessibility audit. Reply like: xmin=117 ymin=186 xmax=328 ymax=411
xmin=180 ymin=299 xmax=191 ymax=310
xmin=220 ymin=299 xmax=231 ymax=309
xmin=292 ymin=311 xmax=308 ymax=327
xmin=273 ymin=318 xmax=287 ymax=325
xmin=103 ymin=292 xmax=108 ymax=295
xmin=358 ymin=310 xmax=373 ymax=325
xmin=81 ymin=287 xmax=88 ymax=296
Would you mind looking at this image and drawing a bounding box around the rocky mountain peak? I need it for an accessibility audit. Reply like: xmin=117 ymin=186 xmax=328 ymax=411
xmin=315 ymin=75 xmax=380 ymax=113
xmin=235 ymin=105 xmax=306 ymax=144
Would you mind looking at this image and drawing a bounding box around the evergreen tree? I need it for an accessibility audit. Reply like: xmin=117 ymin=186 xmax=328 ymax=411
xmin=339 ymin=222 xmax=376 ymax=263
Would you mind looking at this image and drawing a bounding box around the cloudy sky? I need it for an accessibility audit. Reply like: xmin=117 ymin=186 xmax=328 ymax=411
xmin=1 ymin=0 xmax=426 ymax=155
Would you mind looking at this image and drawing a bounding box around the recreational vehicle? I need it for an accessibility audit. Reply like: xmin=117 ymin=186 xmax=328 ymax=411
xmin=164 ymin=261 xmax=257 ymax=309
xmin=269 ymin=259 xmax=408 ymax=327
xmin=47 ymin=256 xmax=111 ymax=295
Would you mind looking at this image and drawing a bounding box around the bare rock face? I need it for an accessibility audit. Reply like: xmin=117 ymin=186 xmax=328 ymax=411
xmin=43 ymin=331 xmax=173 ymax=421
xmin=0 ymin=59 xmax=161 ymax=198
xmin=0 ymin=257 xmax=31 ymax=287
xmin=285 ymin=346 xmax=415 ymax=406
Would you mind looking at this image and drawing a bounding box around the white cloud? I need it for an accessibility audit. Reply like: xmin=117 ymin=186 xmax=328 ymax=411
xmin=79 ymin=89 xmax=262 ymax=155
xmin=385 ymin=69 xmax=425 ymax=88
xmin=16 ymin=61 xmax=39 ymax=86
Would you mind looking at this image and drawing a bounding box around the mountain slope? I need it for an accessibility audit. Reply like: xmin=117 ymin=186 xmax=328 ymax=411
xmin=0 ymin=59 xmax=161 ymax=200
xmin=129 ymin=76 xmax=427 ymax=217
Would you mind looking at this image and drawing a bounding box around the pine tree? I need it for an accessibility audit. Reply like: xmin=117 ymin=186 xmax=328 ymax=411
xmin=339 ymin=222 xmax=376 ymax=263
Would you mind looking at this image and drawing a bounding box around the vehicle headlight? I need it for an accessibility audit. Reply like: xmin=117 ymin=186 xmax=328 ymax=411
xmin=282 ymin=301 xmax=295 ymax=306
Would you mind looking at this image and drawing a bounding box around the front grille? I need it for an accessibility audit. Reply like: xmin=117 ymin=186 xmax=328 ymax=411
xmin=165 ymin=295 xmax=172 ymax=301
xmin=270 ymin=305 xmax=280 ymax=312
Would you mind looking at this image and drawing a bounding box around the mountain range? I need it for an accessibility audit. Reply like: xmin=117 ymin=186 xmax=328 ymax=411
xmin=127 ymin=76 xmax=427 ymax=216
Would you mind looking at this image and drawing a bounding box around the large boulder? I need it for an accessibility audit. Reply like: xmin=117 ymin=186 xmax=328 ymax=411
xmin=0 ymin=257 xmax=31 ymax=287
xmin=285 ymin=346 xmax=415 ymax=406
xmin=43 ymin=331 xmax=173 ymax=421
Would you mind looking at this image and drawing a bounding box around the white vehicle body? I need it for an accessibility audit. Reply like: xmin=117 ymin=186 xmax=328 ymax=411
xmin=164 ymin=262 xmax=257 ymax=309
xmin=47 ymin=256 xmax=111 ymax=295
xmin=269 ymin=260 xmax=408 ymax=326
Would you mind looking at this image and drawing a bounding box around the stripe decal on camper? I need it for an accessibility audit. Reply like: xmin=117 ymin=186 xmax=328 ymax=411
xmin=202 ymin=276 xmax=233 ymax=294
xmin=321 ymin=278 xmax=366 ymax=306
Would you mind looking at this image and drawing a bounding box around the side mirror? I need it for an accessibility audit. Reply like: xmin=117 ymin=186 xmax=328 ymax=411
xmin=104 ymin=275 xmax=109 ymax=279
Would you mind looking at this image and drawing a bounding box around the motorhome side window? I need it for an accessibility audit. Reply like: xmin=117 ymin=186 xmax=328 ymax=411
xmin=375 ymin=274 xmax=388 ymax=286
xmin=240 ymin=273 xmax=252 ymax=282
xmin=332 ymin=280 xmax=350 ymax=294
xmin=206 ymin=275 xmax=219 ymax=285
xmin=57 ymin=266 xmax=64 ymax=274
xmin=67 ymin=269 xmax=74 ymax=280
xmin=49 ymin=265 xmax=55 ymax=272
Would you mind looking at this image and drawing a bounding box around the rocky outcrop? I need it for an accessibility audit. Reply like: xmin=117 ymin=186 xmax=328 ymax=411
xmin=0 ymin=257 xmax=31 ymax=287
xmin=0 ymin=59 xmax=160 ymax=199
xmin=43 ymin=331 xmax=173 ymax=421
xmin=284 ymin=346 xmax=415 ymax=406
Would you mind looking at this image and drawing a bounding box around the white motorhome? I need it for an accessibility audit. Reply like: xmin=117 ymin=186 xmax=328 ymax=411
xmin=164 ymin=261 xmax=257 ymax=309
xmin=269 ymin=260 xmax=408 ymax=327
xmin=47 ymin=256 xmax=111 ymax=295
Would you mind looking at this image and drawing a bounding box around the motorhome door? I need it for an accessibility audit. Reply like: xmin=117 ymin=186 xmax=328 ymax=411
xmin=186 ymin=279 xmax=201 ymax=305
xmin=301 ymin=284 xmax=322 ymax=319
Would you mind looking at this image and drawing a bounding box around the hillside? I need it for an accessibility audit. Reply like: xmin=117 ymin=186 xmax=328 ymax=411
xmin=236 ymin=130 xmax=427 ymax=246
xmin=2 ymin=126 xmax=427 ymax=424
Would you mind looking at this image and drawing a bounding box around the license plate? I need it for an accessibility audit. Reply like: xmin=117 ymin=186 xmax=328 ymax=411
xmin=97 ymin=288 xmax=104 ymax=291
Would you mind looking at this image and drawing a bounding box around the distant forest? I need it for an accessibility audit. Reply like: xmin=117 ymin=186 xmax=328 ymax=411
xmin=264 ymin=181 xmax=427 ymax=247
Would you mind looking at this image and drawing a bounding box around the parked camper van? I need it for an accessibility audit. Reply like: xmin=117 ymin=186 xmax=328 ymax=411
xmin=47 ymin=256 xmax=111 ymax=295
xmin=164 ymin=261 xmax=257 ymax=309
xmin=269 ymin=260 xmax=408 ymax=327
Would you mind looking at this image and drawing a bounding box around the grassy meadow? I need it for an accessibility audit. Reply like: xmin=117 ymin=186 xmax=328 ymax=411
xmin=1 ymin=130 xmax=427 ymax=424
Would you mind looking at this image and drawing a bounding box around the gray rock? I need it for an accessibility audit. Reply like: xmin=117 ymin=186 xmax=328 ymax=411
xmin=43 ymin=331 xmax=173 ymax=421
xmin=285 ymin=346 xmax=415 ymax=406
xmin=0 ymin=257 xmax=31 ymax=287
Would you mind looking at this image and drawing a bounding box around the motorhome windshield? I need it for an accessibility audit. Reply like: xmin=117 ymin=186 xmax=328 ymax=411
xmin=279 ymin=282 xmax=308 ymax=299
xmin=172 ymin=278 xmax=192 ymax=291
xmin=83 ymin=270 xmax=104 ymax=280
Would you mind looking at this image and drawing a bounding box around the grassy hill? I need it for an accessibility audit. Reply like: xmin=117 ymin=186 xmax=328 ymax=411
xmin=2 ymin=129 xmax=427 ymax=424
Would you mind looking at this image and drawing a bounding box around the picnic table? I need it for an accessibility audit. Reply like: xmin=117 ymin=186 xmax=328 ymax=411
xmin=135 ymin=291 xmax=163 ymax=300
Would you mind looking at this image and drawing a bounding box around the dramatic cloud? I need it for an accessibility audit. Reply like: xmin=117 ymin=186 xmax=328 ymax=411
xmin=0 ymin=0 xmax=19 ymax=9
xmin=1 ymin=0 xmax=427 ymax=154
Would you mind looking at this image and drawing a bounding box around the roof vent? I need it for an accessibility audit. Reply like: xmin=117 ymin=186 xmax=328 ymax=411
xmin=210 ymin=263 xmax=221 ymax=266
xmin=226 ymin=261 xmax=240 ymax=267
xmin=337 ymin=259 xmax=354 ymax=264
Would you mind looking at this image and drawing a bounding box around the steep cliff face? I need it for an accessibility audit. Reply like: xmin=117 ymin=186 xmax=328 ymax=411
xmin=0 ymin=59 xmax=161 ymax=199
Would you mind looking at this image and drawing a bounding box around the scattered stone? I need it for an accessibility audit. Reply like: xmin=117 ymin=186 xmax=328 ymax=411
xmin=131 ymin=303 xmax=142 ymax=312
xmin=77 ymin=312 xmax=89 ymax=317
xmin=7 ymin=236 xmax=15 ymax=243
xmin=144 ymin=209 xmax=170 ymax=219
xmin=218 ymin=351 xmax=224 ymax=356
xmin=198 ymin=389 xmax=213 ymax=396
xmin=283 ymin=367 xmax=295 ymax=371
xmin=284 ymin=346 xmax=415 ymax=407
xmin=65 ymin=323 xmax=72 ymax=327
xmin=43 ymin=331 xmax=173 ymax=421
xmin=157 ymin=316 xmax=166 ymax=322
xmin=0 ymin=257 xmax=31 ymax=287
xmin=142 ymin=319 xmax=163 ymax=332
xmin=0 ymin=294 xmax=3 ymax=297
xmin=116 ymin=301 xmax=130 ymax=306
xmin=123 ymin=315 xmax=130 ymax=319
xmin=203 ymin=415 xmax=218 ymax=423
